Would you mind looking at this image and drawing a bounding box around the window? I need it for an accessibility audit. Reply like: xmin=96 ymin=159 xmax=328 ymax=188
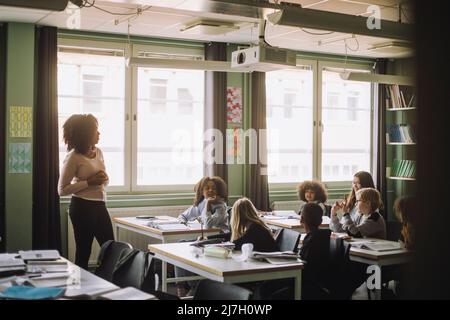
xmin=177 ymin=88 xmax=194 ymax=114
xmin=57 ymin=41 xmax=205 ymax=192
xmin=321 ymin=68 xmax=372 ymax=182
xmin=149 ymin=78 xmax=167 ymax=113
xmin=266 ymin=67 xmax=314 ymax=183
xmin=58 ymin=51 xmax=126 ymax=187
xmin=136 ymin=68 xmax=204 ymax=187
xmin=266 ymin=62 xmax=373 ymax=185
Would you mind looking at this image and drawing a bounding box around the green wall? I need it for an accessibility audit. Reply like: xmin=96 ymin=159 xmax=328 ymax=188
xmin=5 ymin=23 xmax=35 ymax=251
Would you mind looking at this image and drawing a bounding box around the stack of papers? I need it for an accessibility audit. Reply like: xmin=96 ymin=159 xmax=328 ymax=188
xmin=153 ymin=223 xmax=190 ymax=231
xmin=272 ymin=210 xmax=299 ymax=219
xmin=26 ymin=259 xmax=68 ymax=273
xmin=147 ymin=218 xmax=182 ymax=228
xmin=204 ymin=241 xmax=235 ymax=250
xmin=252 ymin=251 xmax=302 ymax=265
xmin=0 ymin=254 xmax=26 ymax=276
xmin=23 ymin=272 xmax=76 ymax=288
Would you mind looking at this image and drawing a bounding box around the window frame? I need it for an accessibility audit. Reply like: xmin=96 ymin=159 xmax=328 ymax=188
xmin=267 ymin=58 xmax=374 ymax=191
xmin=317 ymin=60 xmax=375 ymax=189
xmin=130 ymin=43 xmax=205 ymax=192
xmin=57 ymin=38 xmax=131 ymax=193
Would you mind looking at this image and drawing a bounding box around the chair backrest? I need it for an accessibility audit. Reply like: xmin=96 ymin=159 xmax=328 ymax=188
xmin=275 ymin=228 xmax=301 ymax=252
xmin=95 ymin=240 xmax=132 ymax=282
xmin=329 ymin=237 xmax=351 ymax=270
xmin=386 ymin=220 xmax=402 ymax=241
xmin=112 ymin=248 xmax=154 ymax=290
xmin=194 ymin=279 xmax=252 ymax=300
xmin=324 ymin=204 xmax=332 ymax=217
xmin=226 ymin=206 xmax=232 ymax=227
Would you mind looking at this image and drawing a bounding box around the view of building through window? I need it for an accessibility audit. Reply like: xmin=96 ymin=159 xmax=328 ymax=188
xmin=58 ymin=51 xmax=126 ymax=186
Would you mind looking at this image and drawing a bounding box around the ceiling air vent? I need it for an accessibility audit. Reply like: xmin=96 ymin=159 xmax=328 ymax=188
xmin=367 ymin=41 xmax=413 ymax=57
xmin=180 ymin=20 xmax=239 ymax=35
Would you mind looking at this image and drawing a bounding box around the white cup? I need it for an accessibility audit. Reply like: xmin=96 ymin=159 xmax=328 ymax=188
xmin=241 ymin=243 xmax=254 ymax=260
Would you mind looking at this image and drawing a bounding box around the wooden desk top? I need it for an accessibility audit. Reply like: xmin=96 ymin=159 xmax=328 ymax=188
xmin=262 ymin=215 xmax=330 ymax=229
xmin=113 ymin=216 xmax=221 ymax=236
xmin=148 ymin=242 xmax=304 ymax=278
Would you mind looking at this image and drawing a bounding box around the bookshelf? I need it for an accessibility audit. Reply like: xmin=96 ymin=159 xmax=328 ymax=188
xmin=384 ymin=82 xmax=417 ymax=219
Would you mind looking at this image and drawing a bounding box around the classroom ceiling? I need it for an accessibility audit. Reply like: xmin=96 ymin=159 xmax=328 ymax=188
xmin=0 ymin=0 xmax=414 ymax=58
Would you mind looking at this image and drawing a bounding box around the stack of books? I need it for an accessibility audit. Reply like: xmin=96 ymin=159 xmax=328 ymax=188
xmin=391 ymin=159 xmax=416 ymax=178
xmin=0 ymin=254 xmax=26 ymax=276
xmin=385 ymin=84 xmax=415 ymax=109
xmin=387 ymin=124 xmax=416 ymax=143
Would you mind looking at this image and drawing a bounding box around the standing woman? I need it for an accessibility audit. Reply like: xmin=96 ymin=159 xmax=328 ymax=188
xmin=58 ymin=114 xmax=114 ymax=270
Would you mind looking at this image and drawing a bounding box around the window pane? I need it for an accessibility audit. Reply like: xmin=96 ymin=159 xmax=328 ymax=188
xmin=321 ymin=70 xmax=371 ymax=182
xmin=266 ymin=68 xmax=313 ymax=183
xmin=57 ymin=52 xmax=125 ymax=186
xmin=137 ymin=68 xmax=204 ymax=186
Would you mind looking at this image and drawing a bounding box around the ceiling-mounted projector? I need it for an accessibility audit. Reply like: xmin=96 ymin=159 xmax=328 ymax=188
xmin=231 ymin=45 xmax=297 ymax=72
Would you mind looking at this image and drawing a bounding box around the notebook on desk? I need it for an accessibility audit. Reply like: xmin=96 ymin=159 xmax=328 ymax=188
xmin=19 ymin=250 xmax=60 ymax=261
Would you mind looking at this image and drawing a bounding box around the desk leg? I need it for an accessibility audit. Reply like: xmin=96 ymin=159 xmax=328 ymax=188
xmin=162 ymin=261 xmax=168 ymax=292
xmin=294 ymin=272 xmax=302 ymax=300
xmin=116 ymin=225 xmax=120 ymax=241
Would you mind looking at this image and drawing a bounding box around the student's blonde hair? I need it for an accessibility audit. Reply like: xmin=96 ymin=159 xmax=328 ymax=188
xmin=356 ymin=188 xmax=383 ymax=212
xmin=230 ymin=197 xmax=271 ymax=242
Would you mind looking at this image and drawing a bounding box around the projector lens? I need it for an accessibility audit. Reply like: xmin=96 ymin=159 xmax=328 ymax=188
xmin=237 ymin=52 xmax=246 ymax=64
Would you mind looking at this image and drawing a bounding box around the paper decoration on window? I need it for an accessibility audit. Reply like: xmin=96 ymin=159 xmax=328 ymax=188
xmin=227 ymin=87 xmax=242 ymax=124
xmin=9 ymin=143 xmax=32 ymax=174
xmin=10 ymin=106 xmax=32 ymax=137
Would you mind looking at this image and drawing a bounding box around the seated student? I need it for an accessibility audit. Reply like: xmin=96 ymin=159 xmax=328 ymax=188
xmin=339 ymin=187 xmax=386 ymax=239
xmin=254 ymin=203 xmax=331 ymax=300
xmin=337 ymin=188 xmax=386 ymax=299
xmin=176 ymin=176 xmax=229 ymax=296
xmin=297 ymin=180 xmax=328 ymax=216
xmin=394 ymin=195 xmax=416 ymax=250
xmin=178 ymin=176 xmax=229 ymax=232
xmin=330 ymin=171 xmax=376 ymax=232
xmin=230 ymin=197 xmax=278 ymax=252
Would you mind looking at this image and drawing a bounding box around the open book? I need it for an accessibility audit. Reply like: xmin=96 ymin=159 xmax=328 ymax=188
xmin=351 ymin=240 xmax=402 ymax=252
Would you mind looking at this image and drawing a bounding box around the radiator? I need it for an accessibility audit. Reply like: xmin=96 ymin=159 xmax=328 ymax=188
xmin=67 ymin=205 xmax=190 ymax=266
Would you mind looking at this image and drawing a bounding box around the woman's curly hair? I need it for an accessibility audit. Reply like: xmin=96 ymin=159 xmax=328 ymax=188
xmin=297 ymin=180 xmax=327 ymax=203
xmin=193 ymin=176 xmax=228 ymax=206
xmin=62 ymin=114 xmax=98 ymax=154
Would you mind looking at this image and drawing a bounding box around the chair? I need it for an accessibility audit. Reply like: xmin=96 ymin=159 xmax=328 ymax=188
xmin=275 ymin=228 xmax=301 ymax=252
xmin=112 ymin=248 xmax=152 ymax=289
xmin=193 ymin=279 xmax=252 ymax=300
xmin=95 ymin=240 xmax=132 ymax=282
xmin=324 ymin=204 xmax=332 ymax=217
xmin=325 ymin=237 xmax=352 ymax=299
xmin=386 ymin=220 xmax=402 ymax=241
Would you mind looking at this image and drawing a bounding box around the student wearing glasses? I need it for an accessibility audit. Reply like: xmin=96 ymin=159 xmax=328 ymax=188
xmin=339 ymin=188 xmax=386 ymax=239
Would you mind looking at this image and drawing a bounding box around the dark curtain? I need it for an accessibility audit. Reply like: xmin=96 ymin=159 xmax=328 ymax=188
xmin=407 ymin=0 xmax=450 ymax=299
xmin=32 ymin=26 xmax=61 ymax=251
xmin=0 ymin=23 xmax=7 ymax=252
xmin=248 ymin=72 xmax=270 ymax=211
xmin=204 ymin=42 xmax=228 ymax=184
xmin=375 ymin=59 xmax=387 ymax=219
